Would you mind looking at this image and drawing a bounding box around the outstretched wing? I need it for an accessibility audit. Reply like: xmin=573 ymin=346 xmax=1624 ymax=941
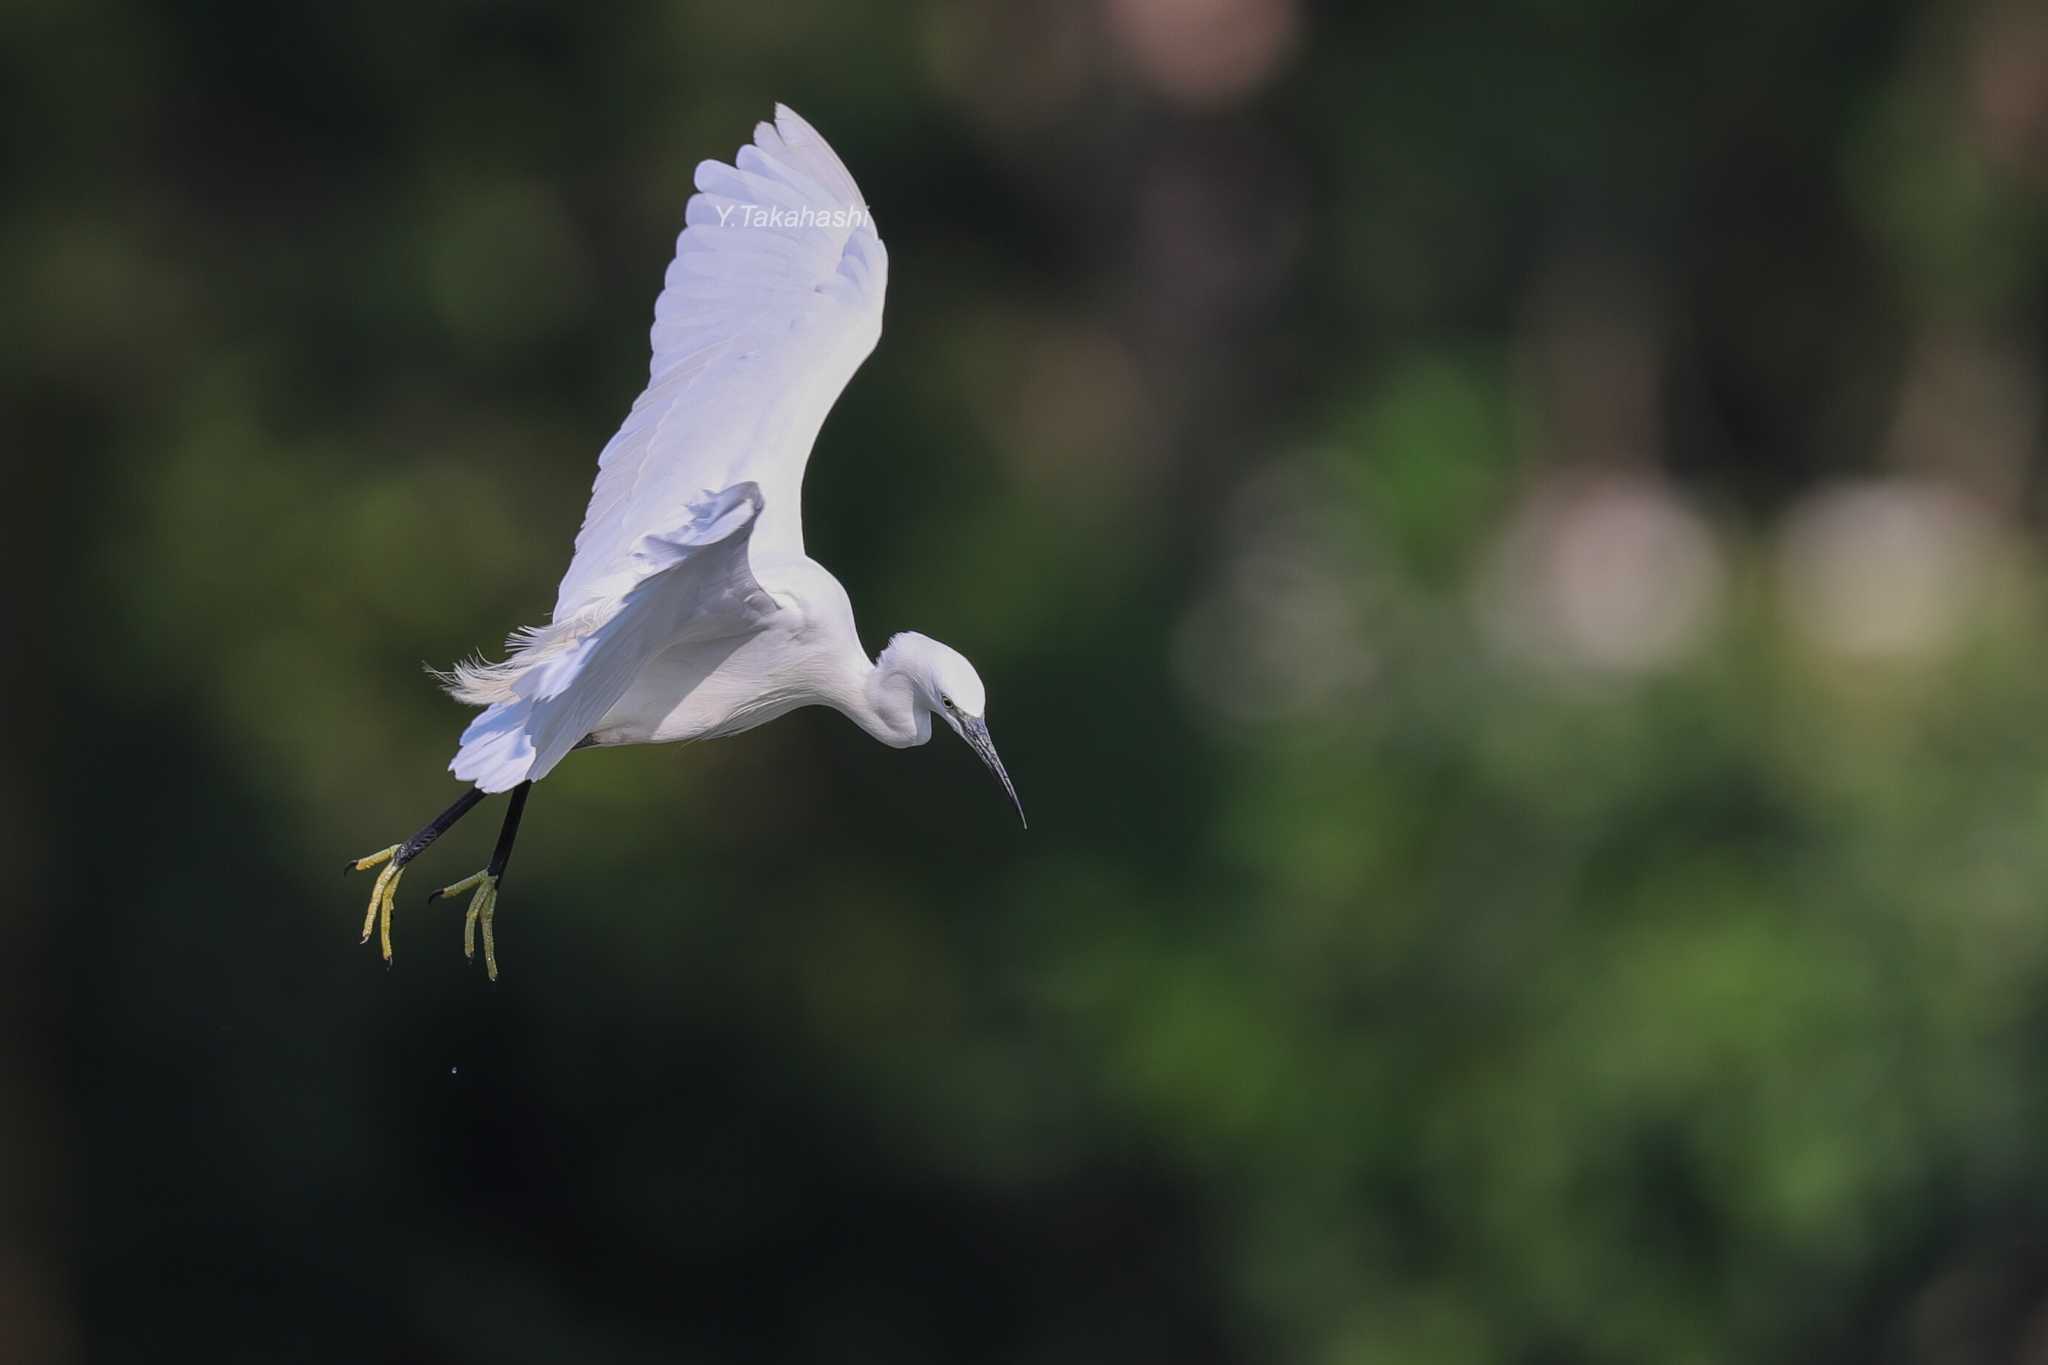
xmin=550 ymin=104 xmax=887 ymax=618
xmin=450 ymin=484 xmax=777 ymax=792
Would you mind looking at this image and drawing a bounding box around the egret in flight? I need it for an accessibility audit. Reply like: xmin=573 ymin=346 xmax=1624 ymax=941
xmin=347 ymin=105 xmax=1024 ymax=979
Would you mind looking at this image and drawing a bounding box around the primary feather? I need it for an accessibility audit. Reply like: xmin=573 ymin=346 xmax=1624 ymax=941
xmin=550 ymin=103 xmax=887 ymax=616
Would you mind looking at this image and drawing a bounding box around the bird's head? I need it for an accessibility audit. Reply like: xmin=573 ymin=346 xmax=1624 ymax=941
xmin=879 ymin=632 xmax=1025 ymax=827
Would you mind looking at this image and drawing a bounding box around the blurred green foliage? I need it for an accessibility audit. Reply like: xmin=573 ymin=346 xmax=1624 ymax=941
xmin=14 ymin=0 xmax=2048 ymax=1361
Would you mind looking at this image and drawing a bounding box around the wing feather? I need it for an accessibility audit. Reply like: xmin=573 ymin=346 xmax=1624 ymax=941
xmin=551 ymin=104 xmax=886 ymax=616
xmin=449 ymin=483 xmax=776 ymax=791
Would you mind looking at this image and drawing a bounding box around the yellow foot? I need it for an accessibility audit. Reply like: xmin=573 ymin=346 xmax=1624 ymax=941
xmin=428 ymin=870 xmax=502 ymax=981
xmin=343 ymin=844 xmax=408 ymax=965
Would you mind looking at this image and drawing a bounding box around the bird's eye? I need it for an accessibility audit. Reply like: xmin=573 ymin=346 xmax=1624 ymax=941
xmin=941 ymin=695 xmax=956 ymax=711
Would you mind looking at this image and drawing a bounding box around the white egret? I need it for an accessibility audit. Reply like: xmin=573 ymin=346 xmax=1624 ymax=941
xmin=348 ymin=106 xmax=1024 ymax=979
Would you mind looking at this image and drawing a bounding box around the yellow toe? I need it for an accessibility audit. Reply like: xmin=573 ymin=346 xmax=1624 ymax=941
xmin=361 ymin=858 xmax=402 ymax=946
xmin=479 ymin=886 xmax=499 ymax=983
xmin=349 ymin=844 xmax=400 ymax=875
xmin=377 ymin=863 xmax=406 ymax=963
xmin=441 ymin=872 xmax=502 ymax=980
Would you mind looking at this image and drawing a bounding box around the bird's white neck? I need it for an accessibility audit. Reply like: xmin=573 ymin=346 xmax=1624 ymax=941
xmin=836 ymin=650 xmax=930 ymax=748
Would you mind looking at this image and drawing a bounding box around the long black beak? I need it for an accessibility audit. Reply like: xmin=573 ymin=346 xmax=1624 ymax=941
xmin=960 ymin=716 xmax=1027 ymax=829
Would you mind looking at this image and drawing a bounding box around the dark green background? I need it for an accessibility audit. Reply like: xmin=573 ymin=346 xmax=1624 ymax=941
xmin=13 ymin=0 xmax=2048 ymax=1360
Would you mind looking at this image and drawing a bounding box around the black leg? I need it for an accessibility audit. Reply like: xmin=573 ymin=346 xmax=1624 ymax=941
xmin=426 ymin=781 xmax=531 ymax=904
xmin=486 ymin=781 xmax=531 ymax=881
xmin=344 ymin=786 xmax=487 ymax=876
xmin=423 ymin=782 xmax=532 ymax=981
xmin=397 ymin=787 xmax=487 ymax=865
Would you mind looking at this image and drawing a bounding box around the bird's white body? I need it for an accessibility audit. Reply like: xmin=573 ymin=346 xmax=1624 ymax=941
xmin=588 ymin=555 xmax=924 ymax=751
xmin=591 ymin=562 xmax=841 ymax=748
xmin=431 ymin=105 xmax=1016 ymax=815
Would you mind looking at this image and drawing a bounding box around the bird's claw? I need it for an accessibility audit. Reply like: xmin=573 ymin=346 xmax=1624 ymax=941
xmin=429 ymin=870 xmax=502 ymax=982
xmin=344 ymin=844 xmax=407 ymax=964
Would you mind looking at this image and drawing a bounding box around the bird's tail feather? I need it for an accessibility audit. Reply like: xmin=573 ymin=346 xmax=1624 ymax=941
xmin=447 ymin=700 xmax=539 ymax=793
xmin=428 ymin=616 xmax=596 ymax=707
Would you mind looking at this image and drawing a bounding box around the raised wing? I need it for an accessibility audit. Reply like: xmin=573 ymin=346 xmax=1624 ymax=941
xmin=450 ymin=484 xmax=777 ymax=792
xmin=550 ymin=104 xmax=887 ymax=618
